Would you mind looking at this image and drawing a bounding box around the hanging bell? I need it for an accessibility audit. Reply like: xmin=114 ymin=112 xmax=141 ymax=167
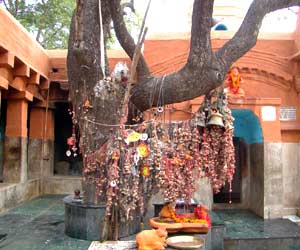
xmin=196 ymin=116 xmax=205 ymax=127
xmin=206 ymin=112 xmax=225 ymax=128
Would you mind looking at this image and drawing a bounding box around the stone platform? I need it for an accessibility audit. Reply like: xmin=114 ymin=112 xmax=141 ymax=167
xmin=1 ymin=195 xmax=300 ymax=250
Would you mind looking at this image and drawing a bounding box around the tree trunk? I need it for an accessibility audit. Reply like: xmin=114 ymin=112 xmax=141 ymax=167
xmin=67 ymin=0 xmax=123 ymax=205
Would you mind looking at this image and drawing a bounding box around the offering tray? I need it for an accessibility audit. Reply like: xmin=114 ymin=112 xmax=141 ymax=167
xmin=149 ymin=217 xmax=209 ymax=234
xmin=166 ymin=235 xmax=204 ymax=249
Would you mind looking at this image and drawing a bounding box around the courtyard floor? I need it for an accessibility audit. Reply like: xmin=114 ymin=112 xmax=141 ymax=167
xmin=1 ymin=195 xmax=300 ymax=250
xmin=0 ymin=195 xmax=91 ymax=250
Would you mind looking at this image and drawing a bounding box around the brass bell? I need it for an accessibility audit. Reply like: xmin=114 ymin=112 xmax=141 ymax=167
xmin=197 ymin=116 xmax=205 ymax=127
xmin=206 ymin=112 xmax=225 ymax=128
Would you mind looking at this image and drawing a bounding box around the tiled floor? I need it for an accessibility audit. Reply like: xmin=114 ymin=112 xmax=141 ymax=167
xmin=0 ymin=195 xmax=91 ymax=250
xmin=1 ymin=196 xmax=300 ymax=250
xmin=211 ymin=209 xmax=300 ymax=240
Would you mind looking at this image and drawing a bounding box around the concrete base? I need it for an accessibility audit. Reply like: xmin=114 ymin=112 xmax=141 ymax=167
xmin=0 ymin=179 xmax=40 ymax=213
xmin=64 ymin=195 xmax=141 ymax=241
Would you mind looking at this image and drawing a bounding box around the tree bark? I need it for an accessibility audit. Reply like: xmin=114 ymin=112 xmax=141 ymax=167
xmin=109 ymin=0 xmax=150 ymax=80
xmin=67 ymin=0 xmax=124 ymax=204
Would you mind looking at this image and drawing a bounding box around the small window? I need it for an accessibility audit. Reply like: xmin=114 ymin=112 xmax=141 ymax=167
xmin=280 ymin=106 xmax=296 ymax=121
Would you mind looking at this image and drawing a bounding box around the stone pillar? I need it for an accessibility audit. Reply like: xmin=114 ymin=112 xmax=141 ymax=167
xmin=260 ymin=105 xmax=283 ymax=219
xmin=28 ymin=105 xmax=54 ymax=180
xmin=249 ymin=143 xmax=264 ymax=217
xmin=263 ymin=142 xmax=283 ymax=219
xmin=4 ymin=99 xmax=28 ymax=183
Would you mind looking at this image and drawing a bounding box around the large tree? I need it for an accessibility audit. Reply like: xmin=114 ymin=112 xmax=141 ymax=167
xmin=0 ymin=0 xmax=75 ymax=48
xmin=67 ymin=0 xmax=300 ymax=238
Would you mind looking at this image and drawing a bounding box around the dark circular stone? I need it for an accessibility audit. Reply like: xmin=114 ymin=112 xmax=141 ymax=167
xmin=63 ymin=195 xmax=106 ymax=240
xmin=63 ymin=195 xmax=141 ymax=240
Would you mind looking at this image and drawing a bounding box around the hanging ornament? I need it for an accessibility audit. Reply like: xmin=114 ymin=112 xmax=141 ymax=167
xmin=137 ymin=143 xmax=150 ymax=158
xmin=185 ymin=153 xmax=193 ymax=160
xmin=112 ymin=151 xmax=120 ymax=160
xmin=110 ymin=180 xmax=117 ymax=187
xmin=157 ymin=106 xmax=164 ymax=113
xmin=134 ymin=153 xmax=140 ymax=165
xmin=141 ymin=165 xmax=150 ymax=177
xmin=196 ymin=111 xmax=206 ymax=127
xmin=93 ymin=80 xmax=104 ymax=97
xmin=84 ymin=99 xmax=92 ymax=109
xmin=127 ymin=131 xmax=141 ymax=143
xmin=66 ymin=150 xmax=71 ymax=157
xmin=140 ymin=133 xmax=148 ymax=141
xmin=67 ymin=137 xmax=75 ymax=146
xmin=131 ymin=165 xmax=137 ymax=176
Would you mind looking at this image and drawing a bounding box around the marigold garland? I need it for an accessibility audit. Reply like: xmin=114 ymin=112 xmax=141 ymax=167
xmin=168 ymin=206 xmax=208 ymax=224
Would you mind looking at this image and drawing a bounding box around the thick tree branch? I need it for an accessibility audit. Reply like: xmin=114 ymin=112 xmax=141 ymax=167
xmin=188 ymin=0 xmax=215 ymax=66
xmin=131 ymin=0 xmax=224 ymax=112
xmin=109 ymin=0 xmax=150 ymax=81
xmin=131 ymin=62 xmax=224 ymax=112
xmin=216 ymin=0 xmax=300 ymax=69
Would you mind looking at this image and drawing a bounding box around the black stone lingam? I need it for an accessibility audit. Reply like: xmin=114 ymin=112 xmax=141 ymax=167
xmin=63 ymin=195 xmax=106 ymax=240
xmin=63 ymin=193 xmax=141 ymax=240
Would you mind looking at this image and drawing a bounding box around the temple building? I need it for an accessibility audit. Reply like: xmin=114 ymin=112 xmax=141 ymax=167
xmin=0 ymin=4 xmax=300 ymax=225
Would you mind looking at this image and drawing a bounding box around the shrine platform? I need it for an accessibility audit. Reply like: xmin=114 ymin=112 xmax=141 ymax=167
xmin=1 ymin=195 xmax=300 ymax=250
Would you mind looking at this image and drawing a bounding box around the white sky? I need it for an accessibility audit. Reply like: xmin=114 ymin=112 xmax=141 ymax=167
xmin=134 ymin=0 xmax=299 ymax=33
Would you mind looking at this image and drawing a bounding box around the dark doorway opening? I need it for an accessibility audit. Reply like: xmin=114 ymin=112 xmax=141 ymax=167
xmin=213 ymin=137 xmax=242 ymax=203
xmin=54 ymin=102 xmax=82 ymax=176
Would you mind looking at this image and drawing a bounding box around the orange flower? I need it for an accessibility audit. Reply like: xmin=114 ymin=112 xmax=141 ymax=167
xmin=142 ymin=165 xmax=150 ymax=177
xmin=84 ymin=100 xmax=91 ymax=108
xmin=167 ymin=205 xmax=209 ymax=224
xmin=137 ymin=143 xmax=150 ymax=158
